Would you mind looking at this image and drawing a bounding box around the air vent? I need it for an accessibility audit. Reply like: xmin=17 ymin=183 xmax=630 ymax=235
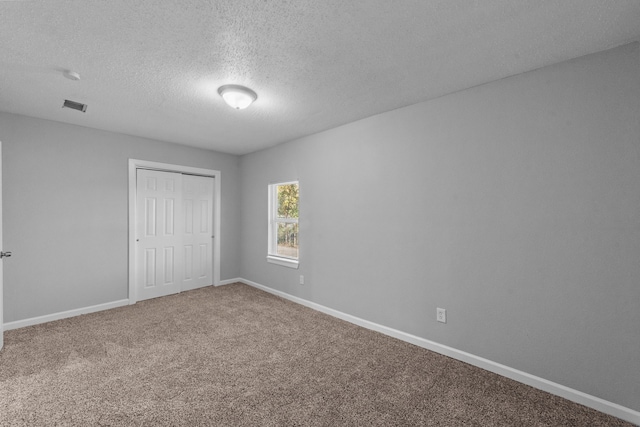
xmin=62 ymin=99 xmax=87 ymax=113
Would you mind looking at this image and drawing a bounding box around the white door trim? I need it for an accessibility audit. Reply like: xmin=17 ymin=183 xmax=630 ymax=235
xmin=0 ymin=141 xmax=3 ymax=350
xmin=128 ymin=159 xmax=221 ymax=304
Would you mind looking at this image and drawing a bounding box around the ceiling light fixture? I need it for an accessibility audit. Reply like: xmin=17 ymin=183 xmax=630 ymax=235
xmin=218 ymin=84 xmax=257 ymax=110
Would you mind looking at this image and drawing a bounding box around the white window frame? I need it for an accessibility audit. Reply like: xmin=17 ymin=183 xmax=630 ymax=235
xmin=267 ymin=181 xmax=299 ymax=269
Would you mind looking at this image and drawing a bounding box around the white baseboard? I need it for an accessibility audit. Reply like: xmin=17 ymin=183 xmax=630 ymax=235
xmin=3 ymin=299 xmax=130 ymax=331
xmin=2 ymin=279 xmax=637 ymax=424
xmin=217 ymin=277 xmax=242 ymax=286
xmin=3 ymin=279 xmax=240 ymax=330
xmin=238 ymin=278 xmax=640 ymax=426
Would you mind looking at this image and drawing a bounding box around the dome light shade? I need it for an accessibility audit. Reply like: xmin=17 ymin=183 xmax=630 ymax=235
xmin=218 ymin=84 xmax=257 ymax=110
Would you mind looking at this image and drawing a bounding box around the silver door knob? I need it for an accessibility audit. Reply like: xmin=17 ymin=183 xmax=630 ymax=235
xmin=0 ymin=251 xmax=12 ymax=259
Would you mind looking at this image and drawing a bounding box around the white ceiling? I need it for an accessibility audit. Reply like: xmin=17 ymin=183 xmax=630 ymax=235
xmin=1 ymin=1 xmax=639 ymax=155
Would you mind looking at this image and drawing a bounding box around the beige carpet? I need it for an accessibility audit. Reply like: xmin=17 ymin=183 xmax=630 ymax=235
xmin=0 ymin=283 xmax=632 ymax=426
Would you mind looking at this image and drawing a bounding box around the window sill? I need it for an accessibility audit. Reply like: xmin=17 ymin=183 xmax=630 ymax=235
xmin=267 ymin=255 xmax=299 ymax=269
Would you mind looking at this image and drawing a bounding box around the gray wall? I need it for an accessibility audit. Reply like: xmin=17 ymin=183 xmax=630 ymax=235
xmin=1 ymin=113 xmax=241 ymax=322
xmin=239 ymin=43 xmax=640 ymax=411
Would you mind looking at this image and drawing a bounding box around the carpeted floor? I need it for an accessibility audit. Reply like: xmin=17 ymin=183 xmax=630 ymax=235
xmin=0 ymin=283 xmax=632 ymax=426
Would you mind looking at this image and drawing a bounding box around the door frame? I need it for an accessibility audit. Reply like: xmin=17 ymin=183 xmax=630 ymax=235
xmin=128 ymin=159 xmax=221 ymax=304
xmin=0 ymin=141 xmax=3 ymax=350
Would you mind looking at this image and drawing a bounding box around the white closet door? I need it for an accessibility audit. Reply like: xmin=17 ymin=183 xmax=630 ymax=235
xmin=136 ymin=169 xmax=183 ymax=300
xmin=181 ymin=175 xmax=214 ymax=291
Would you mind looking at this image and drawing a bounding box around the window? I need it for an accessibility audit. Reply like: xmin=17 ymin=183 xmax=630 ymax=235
xmin=267 ymin=181 xmax=299 ymax=268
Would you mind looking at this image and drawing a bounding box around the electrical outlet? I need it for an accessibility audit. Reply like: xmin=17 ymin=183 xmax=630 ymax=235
xmin=437 ymin=307 xmax=446 ymax=323
xmin=299 ymin=275 xmax=304 ymax=285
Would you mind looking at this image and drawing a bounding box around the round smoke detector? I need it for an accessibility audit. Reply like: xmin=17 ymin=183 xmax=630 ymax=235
xmin=63 ymin=70 xmax=81 ymax=81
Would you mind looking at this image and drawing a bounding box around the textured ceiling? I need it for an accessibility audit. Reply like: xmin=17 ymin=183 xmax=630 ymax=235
xmin=1 ymin=1 xmax=639 ymax=155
